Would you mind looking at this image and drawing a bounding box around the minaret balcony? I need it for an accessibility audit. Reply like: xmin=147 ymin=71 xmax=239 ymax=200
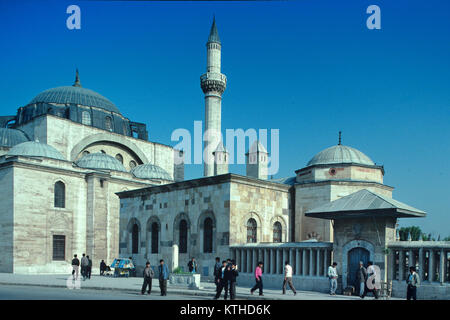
xmin=200 ymin=72 xmax=227 ymax=95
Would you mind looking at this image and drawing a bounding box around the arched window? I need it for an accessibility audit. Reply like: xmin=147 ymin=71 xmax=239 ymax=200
xmin=132 ymin=223 xmax=139 ymax=254
xmin=54 ymin=181 xmax=65 ymax=208
xmin=247 ymin=218 xmax=257 ymax=243
xmin=273 ymin=221 xmax=282 ymax=243
xmin=81 ymin=111 xmax=91 ymax=125
xmin=179 ymin=219 xmax=188 ymax=253
xmin=115 ymin=153 xmax=123 ymax=164
xmin=129 ymin=160 xmax=137 ymax=169
xmin=151 ymin=222 xmax=159 ymax=254
xmin=203 ymin=218 xmax=213 ymax=253
xmin=105 ymin=116 xmax=113 ymax=132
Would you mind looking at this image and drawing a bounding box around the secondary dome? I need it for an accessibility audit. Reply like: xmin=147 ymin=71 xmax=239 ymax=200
xmin=75 ymin=152 xmax=127 ymax=172
xmin=7 ymin=141 xmax=65 ymax=160
xmin=29 ymin=86 xmax=120 ymax=114
xmin=307 ymin=144 xmax=375 ymax=167
xmin=0 ymin=128 xmax=29 ymax=147
xmin=131 ymin=163 xmax=173 ymax=181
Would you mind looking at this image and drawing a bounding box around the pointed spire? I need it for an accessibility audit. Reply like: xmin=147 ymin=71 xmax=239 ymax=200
xmin=208 ymin=16 xmax=221 ymax=44
xmin=338 ymin=131 xmax=342 ymax=145
xmin=73 ymin=68 xmax=82 ymax=87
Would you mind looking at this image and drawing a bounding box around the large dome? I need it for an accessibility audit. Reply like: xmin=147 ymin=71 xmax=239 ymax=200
xmin=131 ymin=163 xmax=173 ymax=181
xmin=307 ymin=145 xmax=375 ymax=167
xmin=29 ymin=86 xmax=120 ymax=114
xmin=0 ymin=128 xmax=29 ymax=148
xmin=75 ymin=152 xmax=127 ymax=172
xmin=7 ymin=141 xmax=65 ymax=160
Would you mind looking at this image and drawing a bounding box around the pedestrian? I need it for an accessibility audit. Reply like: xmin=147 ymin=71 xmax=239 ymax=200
xmin=71 ymin=254 xmax=80 ymax=280
xmin=100 ymin=260 xmax=107 ymax=276
xmin=366 ymin=261 xmax=379 ymax=299
xmin=250 ymin=261 xmax=264 ymax=296
xmin=214 ymin=260 xmax=228 ymax=299
xmin=328 ymin=262 xmax=338 ymax=295
xmin=188 ymin=257 xmax=198 ymax=273
xmin=129 ymin=256 xmax=136 ymax=277
xmin=356 ymin=261 xmax=367 ymax=298
xmin=282 ymin=261 xmax=297 ymax=295
xmin=213 ymin=257 xmax=221 ymax=287
xmin=158 ymin=259 xmax=169 ymax=296
xmin=406 ymin=266 xmax=420 ymax=300
xmin=142 ymin=261 xmax=155 ymax=295
xmin=86 ymin=255 xmax=92 ymax=279
xmin=80 ymin=253 xmax=89 ymax=280
xmin=228 ymin=261 xmax=239 ymax=300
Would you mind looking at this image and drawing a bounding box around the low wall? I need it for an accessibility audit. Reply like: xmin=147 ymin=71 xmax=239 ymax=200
xmin=236 ymin=272 xmax=330 ymax=293
xmin=392 ymin=281 xmax=450 ymax=300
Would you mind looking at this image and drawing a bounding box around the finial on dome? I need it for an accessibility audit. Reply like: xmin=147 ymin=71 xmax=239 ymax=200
xmin=338 ymin=131 xmax=342 ymax=145
xmin=73 ymin=68 xmax=82 ymax=87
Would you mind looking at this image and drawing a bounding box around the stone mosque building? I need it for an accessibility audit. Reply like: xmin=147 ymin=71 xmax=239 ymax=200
xmin=1 ymin=19 xmax=439 ymax=298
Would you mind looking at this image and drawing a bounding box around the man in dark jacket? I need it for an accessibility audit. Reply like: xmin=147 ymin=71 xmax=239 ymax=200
xmin=80 ymin=253 xmax=89 ymax=280
xmin=86 ymin=256 xmax=92 ymax=279
xmin=227 ymin=261 xmax=239 ymax=300
xmin=100 ymin=260 xmax=107 ymax=276
xmin=142 ymin=261 xmax=155 ymax=295
xmin=213 ymin=257 xmax=221 ymax=287
xmin=158 ymin=259 xmax=169 ymax=296
xmin=356 ymin=261 xmax=367 ymax=298
xmin=213 ymin=260 xmax=228 ymax=300
xmin=71 ymin=254 xmax=80 ymax=280
xmin=187 ymin=257 xmax=198 ymax=273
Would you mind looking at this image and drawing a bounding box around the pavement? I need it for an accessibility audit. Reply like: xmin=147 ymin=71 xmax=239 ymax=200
xmin=0 ymin=273 xmax=375 ymax=300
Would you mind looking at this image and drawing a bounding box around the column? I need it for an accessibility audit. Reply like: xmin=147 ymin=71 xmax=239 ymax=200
xmin=316 ymin=249 xmax=321 ymax=276
xmin=241 ymin=249 xmax=246 ymax=273
xmin=296 ymin=249 xmax=301 ymax=275
xmin=309 ymin=249 xmax=314 ymax=277
xmin=302 ymin=249 xmax=307 ymax=276
xmin=231 ymin=248 xmax=236 ymax=263
xmin=440 ymin=249 xmax=445 ymax=284
xmin=252 ymin=249 xmax=258 ymax=273
xmin=289 ymin=249 xmax=295 ymax=273
xmin=282 ymin=249 xmax=288 ymax=274
xmin=323 ymin=249 xmax=328 ymax=277
xmin=428 ymin=249 xmax=434 ymax=282
xmin=399 ymin=250 xmax=405 ymax=281
xmin=408 ymin=249 xmax=414 ymax=268
xmin=247 ymin=249 xmax=252 ymax=274
xmin=264 ymin=248 xmax=269 ymax=274
xmin=276 ymin=249 xmax=281 ymax=274
xmin=270 ymin=249 xmax=276 ymax=274
xmin=418 ymin=248 xmax=425 ymax=281
xmin=389 ymin=250 xmax=396 ymax=281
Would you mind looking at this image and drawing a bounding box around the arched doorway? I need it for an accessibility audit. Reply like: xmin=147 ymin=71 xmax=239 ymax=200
xmin=347 ymin=247 xmax=370 ymax=288
xmin=132 ymin=224 xmax=139 ymax=254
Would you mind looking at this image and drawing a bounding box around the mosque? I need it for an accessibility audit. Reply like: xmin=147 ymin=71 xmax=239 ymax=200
xmin=0 ymin=19 xmax=426 ymax=287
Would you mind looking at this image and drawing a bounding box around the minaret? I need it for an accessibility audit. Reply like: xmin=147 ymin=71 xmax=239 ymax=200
xmin=201 ymin=17 xmax=227 ymax=177
xmin=213 ymin=141 xmax=229 ymax=175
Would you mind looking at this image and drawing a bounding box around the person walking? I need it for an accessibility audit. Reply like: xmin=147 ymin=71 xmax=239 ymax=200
xmin=406 ymin=266 xmax=420 ymax=300
xmin=213 ymin=260 xmax=228 ymax=300
xmin=86 ymin=255 xmax=92 ymax=279
xmin=250 ymin=262 xmax=264 ymax=296
xmin=282 ymin=261 xmax=297 ymax=295
xmin=71 ymin=254 xmax=80 ymax=280
xmin=100 ymin=260 xmax=107 ymax=276
xmin=328 ymin=262 xmax=338 ymax=295
xmin=228 ymin=261 xmax=239 ymax=300
xmin=365 ymin=261 xmax=379 ymax=299
xmin=141 ymin=261 xmax=155 ymax=295
xmin=158 ymin=259 xmax=169 ymax=296
xmin=80 ymin=253 xmax=89 ymax=280
xmin=213 ymin=257 xmax=221 ymax=287
xmin=188 ymin=257 xmax=198 ymax=273
xmin=356 ymin=261 xmax=367 ymax=298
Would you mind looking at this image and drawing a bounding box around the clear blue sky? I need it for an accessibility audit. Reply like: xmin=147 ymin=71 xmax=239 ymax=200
xmin=0 ymin=0 xmax=449 ymax=237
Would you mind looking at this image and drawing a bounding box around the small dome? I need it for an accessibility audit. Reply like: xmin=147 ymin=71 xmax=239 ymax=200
xmin=307 ymin=145 xmax=375 ymax=167
xmin=7 ymin=141 xmax=65 ymax=160
xmin=75 ymin=152 xmax=127 ymax=172
xmin=131 ymin=163 xmax=172 ymax=181
xmin=0 ymin=128 xmax=29 ymax=147
xmin=29 ymin=86 xmax=120 ymax=114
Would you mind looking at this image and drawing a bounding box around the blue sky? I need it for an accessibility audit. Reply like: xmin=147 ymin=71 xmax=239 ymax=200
xmin=0 ymin=0 xmax=449 ymax=237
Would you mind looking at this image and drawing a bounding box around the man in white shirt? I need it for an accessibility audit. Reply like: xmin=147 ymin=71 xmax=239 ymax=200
xmin=282 ymin=261 xmax=297 ymax=295
xmin=327 ymin=262 xmax=338 ymax=295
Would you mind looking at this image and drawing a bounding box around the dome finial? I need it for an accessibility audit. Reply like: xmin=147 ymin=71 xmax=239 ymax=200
xmin=73 ymin=68 xmax=82 ymax=87
xmin=338 ymin=131 xmax=342 ymax=145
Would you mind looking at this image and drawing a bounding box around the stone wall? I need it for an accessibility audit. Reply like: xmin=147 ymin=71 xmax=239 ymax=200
xmin=0 ymin=166 xmax=14 ymax=272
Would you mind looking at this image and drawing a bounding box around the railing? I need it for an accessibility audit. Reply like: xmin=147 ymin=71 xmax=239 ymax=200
xmin=230 ymin=242 xmax=333 ymax=278
xmin=387 ymin=241 xmax=450 ymax=284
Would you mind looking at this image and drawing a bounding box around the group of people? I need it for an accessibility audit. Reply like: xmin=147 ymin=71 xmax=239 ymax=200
xmin=141 ymin=259 xmax=170 ymax=296
xmin=213 ymin=257 xmax=239 ymax=300
xmin=71 ymin=254 xmax=92 ymax=281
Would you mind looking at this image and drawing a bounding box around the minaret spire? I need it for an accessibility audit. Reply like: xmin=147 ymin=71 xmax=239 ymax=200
xmin=73 ymin=68 xmax=82 ymax=87
xmin=338 ymin=131 xmax=342 ymax=145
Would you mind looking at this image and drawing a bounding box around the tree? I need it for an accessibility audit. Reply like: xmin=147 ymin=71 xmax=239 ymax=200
xmin=398 ymin=226 xmax=422 ymax=241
